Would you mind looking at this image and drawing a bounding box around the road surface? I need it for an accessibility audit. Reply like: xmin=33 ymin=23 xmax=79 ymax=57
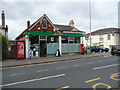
xmin=1 ymin=55 xmax=120 ymax=89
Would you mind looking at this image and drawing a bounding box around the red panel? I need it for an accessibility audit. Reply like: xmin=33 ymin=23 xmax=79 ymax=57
xmin=17 ymin=41 xmax=25 ymax=58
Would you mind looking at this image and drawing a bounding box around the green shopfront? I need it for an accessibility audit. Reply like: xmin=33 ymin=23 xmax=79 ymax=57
xmin=24 ymin=31 xmax=83 ymax=57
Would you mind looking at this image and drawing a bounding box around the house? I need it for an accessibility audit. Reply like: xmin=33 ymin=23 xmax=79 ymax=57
xmin=83 ymin=28 xmax=120 ymax=49
xmin=0 ymin=11 xmax=8 ymax=37
xmin=16 ymin=14 xmax=84 ymax=58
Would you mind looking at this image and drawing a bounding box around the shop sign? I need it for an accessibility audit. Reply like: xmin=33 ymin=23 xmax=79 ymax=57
xmin=54 ymin=33 xmax=63 ymax=36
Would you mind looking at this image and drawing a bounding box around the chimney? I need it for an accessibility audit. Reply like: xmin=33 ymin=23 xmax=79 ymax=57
xmin=1 ymin=11 xmax=5 ymax=27
xmin=69 ymin=20 xmax=74 ymax=27
xmin=27 ymin=21 xmax=30 ymax=28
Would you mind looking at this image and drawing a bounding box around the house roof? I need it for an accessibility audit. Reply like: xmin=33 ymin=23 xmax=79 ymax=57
xmin=16 ymin=14 xmax=54 ymax=39
xmin=16 ymin=14 xmax=83 ymax=40
xmin=87 ymin=28 xmax=120 ymax=35
xmin=54 ymin=24 xmax=82 ymax=32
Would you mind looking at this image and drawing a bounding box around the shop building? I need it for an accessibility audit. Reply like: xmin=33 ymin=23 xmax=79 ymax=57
xmin=16 ymin=14 xmax=84 ymax=58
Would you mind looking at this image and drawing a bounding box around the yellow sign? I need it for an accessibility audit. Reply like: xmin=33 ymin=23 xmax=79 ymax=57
xmin=54 ymin=33 xmax=63 ymax=36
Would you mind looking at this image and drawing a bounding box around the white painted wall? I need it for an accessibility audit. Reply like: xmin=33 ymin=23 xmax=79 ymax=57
xmin=83 ymin=33 xmax=119 ymax=49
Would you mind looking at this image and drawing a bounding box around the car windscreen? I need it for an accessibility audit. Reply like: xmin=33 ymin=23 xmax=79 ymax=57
xmin=112 ymin=46 xmax=120 ymax=49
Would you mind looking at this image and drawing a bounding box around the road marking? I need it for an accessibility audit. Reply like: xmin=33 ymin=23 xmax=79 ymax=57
xmin=56 ymin=67 xmax=65 ymax=69
xmin=110 ymin=72 xmax=120 ymax=81
xmin=92 ymin=83 xmax=112 ymax=90
xmin=111 ymin=72 xmax=120 ymax=76
xmin=0 ymin=74 xmax=65 ymax=87
xmin=55 ymin=86 xmax=70 ymax=90
xmin=93 ymin=64 xmax=120 ymax=70
xmin=10 ymin=73 xmax=25 ymax=77
xmin=37 ymin=69 xmax=48 ymax=72
xmin=73 ymin=64 xmax=81 ymax=67
xmin=85 ymin=78 xmax=100 ymax=83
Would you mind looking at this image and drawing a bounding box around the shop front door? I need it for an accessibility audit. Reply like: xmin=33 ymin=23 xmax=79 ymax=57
xmin=40 ymin=41 xmax=47 ymax=57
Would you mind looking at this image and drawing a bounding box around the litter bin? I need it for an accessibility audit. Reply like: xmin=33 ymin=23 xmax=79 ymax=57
xmin=35 ymin=50 xmax=39 ymax=57
xmin=86 ymin=49 xmax=91 ymax=54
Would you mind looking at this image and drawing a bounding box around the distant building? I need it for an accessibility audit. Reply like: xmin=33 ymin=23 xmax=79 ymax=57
xmin=83 ymin=28 xmax=120 ymax=49
xmin=0 ymin=11 xmax=8 ymax=37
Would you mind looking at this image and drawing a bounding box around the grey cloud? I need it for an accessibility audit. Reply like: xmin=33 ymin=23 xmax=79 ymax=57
xmin=1 ymin=1 xmax=118 ymax=40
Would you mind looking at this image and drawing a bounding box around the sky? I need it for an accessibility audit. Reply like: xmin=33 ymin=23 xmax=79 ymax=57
xmin=0 ymin=0 xmax=119 ymax=40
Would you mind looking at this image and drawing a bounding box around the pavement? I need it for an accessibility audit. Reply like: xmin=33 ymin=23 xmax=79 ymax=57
xmin=0 ymin=52 xmax=111 ymax=68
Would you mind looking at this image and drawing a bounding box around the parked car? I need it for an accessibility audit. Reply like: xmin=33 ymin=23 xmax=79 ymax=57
xmin=102 ymin=48 xmax=109 ymax=52
xmin=85 ymin=46 xmax=109 ymax=53
xmin=111 ymin=45 xmax=120 ymax=55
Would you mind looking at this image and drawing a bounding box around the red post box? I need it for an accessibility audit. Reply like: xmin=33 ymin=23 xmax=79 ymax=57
xmin=80 ymin=44 xmax=84 ymax=54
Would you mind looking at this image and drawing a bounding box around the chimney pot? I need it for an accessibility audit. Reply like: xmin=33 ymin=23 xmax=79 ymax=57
xmin=69 ymin=20 xmax=74 ymax=27
xmin=27 ymin=21 xmax=30 ymax=28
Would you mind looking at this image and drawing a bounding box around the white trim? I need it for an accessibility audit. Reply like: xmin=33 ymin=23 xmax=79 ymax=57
xmin=59 ymin=36 xmax=62 ymax=55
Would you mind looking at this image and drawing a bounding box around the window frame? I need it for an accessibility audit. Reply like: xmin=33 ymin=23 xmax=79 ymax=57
xmin=42 ymin=18 xmax=47 ymax=29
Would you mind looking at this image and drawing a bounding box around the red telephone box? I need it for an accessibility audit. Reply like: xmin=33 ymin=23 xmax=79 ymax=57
xmin=80 ymin=44 xmax=84 ymax=54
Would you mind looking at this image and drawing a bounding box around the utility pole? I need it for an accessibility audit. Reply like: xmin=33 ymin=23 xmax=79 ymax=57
xmin=89 ymin=0 xmax=92 ymax=50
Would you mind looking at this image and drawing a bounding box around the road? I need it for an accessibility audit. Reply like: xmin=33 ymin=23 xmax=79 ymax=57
xmin=1 ymin=55 xmax=120 ymax=89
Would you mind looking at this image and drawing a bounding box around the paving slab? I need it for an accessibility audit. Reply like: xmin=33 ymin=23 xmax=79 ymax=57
xmin=0 ymin=52 xmax=111 ymax=68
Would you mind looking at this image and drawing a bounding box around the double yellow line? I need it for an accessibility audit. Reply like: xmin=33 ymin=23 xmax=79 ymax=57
xmin=110 ymin=72 xmax=120 ymax=81
xmin=55 ymin=86 xmax=70 ymax=90
xmin=85 ymin=78 xmax=101 ymax=83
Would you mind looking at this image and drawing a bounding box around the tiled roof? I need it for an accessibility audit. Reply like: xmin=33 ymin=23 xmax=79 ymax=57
xmin=54 ymin=24 xmax=82 ymax=32
xmin=54 ymin=24 xmax=74 ymax=31
xmin=87 ymin=28 xmax=120 ymax=35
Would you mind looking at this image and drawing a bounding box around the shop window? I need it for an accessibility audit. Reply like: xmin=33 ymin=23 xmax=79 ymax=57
xmin=47 ymin=36 xmax=58 ymax=43
xmin=68 ymin=37 xmax=74 ymax=43
xmin=74 ymin=37 xmax=80 ymax=43
xmin=62 ymin=36 xmax=68 ymax=43
xmin=42 ymin=19 xmax=47 ymax=29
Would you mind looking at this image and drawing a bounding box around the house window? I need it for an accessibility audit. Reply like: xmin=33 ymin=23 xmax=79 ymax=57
xmin=99 ymin=35 xmax=104 ymax=42
xmin=108 ymin=34 xmax=111 ymax=40
xmin=42 ymin=19 xmax=47 ymax=29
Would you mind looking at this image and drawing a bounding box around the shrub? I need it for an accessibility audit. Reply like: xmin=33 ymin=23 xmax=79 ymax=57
xmin=0 ymin=34 xmax=8 ymax=60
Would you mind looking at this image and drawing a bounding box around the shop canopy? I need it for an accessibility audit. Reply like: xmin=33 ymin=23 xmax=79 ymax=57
xmin=24 ymin=31 xmax=83 ymax=37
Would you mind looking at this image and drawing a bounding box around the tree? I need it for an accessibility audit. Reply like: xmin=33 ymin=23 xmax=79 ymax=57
xmin=0 ymin=34 xmax=8 ymax=60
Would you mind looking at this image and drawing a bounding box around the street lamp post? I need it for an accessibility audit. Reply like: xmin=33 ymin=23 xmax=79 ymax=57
xmin=89 ymin=0 xmax=92 ymax=51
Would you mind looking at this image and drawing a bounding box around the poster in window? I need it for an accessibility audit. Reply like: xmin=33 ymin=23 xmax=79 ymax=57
xmin=17 ymin=41 xmax=25 ymax=59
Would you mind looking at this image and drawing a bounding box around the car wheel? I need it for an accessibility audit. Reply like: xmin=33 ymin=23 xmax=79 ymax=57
xmin=105 ymin=50 xmax=108 ymax=52
xmin=111 ymin=53 xmax=114 ymax=55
